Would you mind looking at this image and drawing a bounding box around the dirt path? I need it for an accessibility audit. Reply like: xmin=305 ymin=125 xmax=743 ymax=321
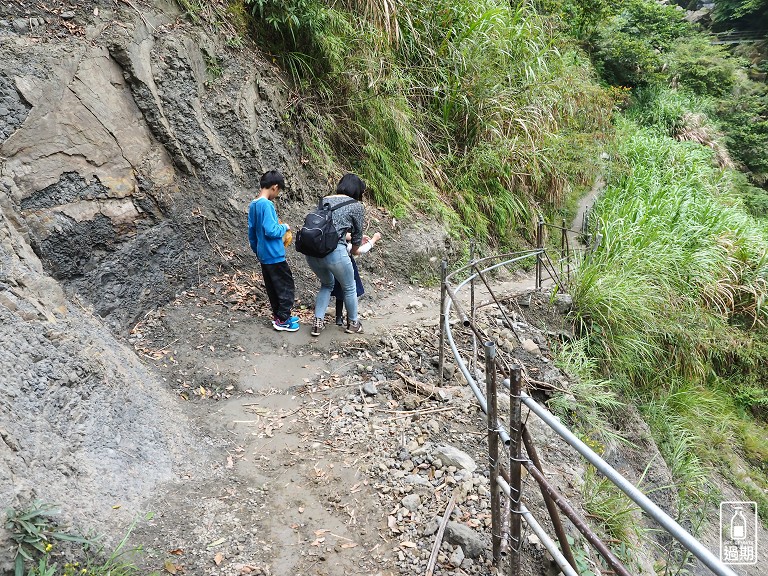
xmin=125 ymin=267 xmax=558 ymax=576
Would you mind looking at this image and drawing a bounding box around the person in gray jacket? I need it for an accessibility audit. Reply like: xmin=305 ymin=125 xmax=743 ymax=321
xmin=304 ymin=173 xmax=366 ymax=336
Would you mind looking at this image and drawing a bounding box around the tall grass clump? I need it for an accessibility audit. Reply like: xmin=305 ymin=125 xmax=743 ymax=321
xmin=575 ymin=112 xmax=768 ymax=383
xmin=241 ymin=0 xmax=614 ymax=244
xmin=572 ymin=91 xmax=768 ymax=519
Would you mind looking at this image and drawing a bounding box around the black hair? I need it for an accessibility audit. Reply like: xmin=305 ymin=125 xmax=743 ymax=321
xmin=260 ymin=170 xmax=285 ymax=190
xmin=336 ymin=173 xmax=365 ymax=201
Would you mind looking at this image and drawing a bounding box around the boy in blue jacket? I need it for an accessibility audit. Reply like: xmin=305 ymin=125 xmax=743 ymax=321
xmin=248 ymin=170 xmax=299 ymax=332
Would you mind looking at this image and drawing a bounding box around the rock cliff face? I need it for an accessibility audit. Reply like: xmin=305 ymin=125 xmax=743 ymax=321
xmin=0 ymin=0 xmax=321 ymax=565
xmin=1 ymin=0 xmax=318 ymax=330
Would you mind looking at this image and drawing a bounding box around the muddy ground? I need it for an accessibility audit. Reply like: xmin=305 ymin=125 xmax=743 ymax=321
xmin=119 ymin=264 xmax=588 ymax=576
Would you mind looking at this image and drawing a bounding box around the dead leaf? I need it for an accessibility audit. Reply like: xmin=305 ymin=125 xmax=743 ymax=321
xmin=207 ymin=537 xmax=227 ymax=548
xmin=387 ymin=516 xmax=400 ymax=533
xmin=310 ymin=538 xmax=325 ymax=546
xmin=168 ymin=548 xmax=183 ymax=555
xmin=341 ymin=542 xmax=358 ymax=549
xmin=214 ymin=553 xmax=223 ymax=566
xmin=164 ymin=560 xmax=178 ymax=574
xmin=226 ymin=455 xmax=234 ymax=469
xmin=400 ymin=541 xmax=417 ymax=548
xmin=314 ymin=529 xmax=330 ymax=536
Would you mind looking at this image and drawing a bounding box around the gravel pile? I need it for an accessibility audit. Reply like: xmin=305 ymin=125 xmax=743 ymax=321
xmin=289 ymin=312 xmax=574 ymax=575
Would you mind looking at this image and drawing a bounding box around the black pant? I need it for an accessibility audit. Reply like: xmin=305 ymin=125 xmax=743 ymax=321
xmin=261 ymin=261 xmax=295 ymax=322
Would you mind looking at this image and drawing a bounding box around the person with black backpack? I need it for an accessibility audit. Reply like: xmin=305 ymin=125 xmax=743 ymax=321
xmin=302 ymin=173 xmax=367 ymax=337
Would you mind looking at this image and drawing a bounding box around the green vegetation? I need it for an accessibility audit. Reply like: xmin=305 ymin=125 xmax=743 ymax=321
xmin=240 ymin=0 xmax=613 ymax=243
xmin=571 ymin=106 xmax=768 ymax=519
xmin=712 ymin=0 xmax=768 ymax=29
xmin=582 ymin=464 xmax=642 ymax=544
xmin=5 ymin=502 xmax=154 ymax=576
xmin=6 ymin=502 xmax=89 ymax=576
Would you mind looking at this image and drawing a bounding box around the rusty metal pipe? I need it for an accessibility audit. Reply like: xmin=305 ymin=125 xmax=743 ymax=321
xmin=522 ymin=425 xmax=578 ymax=572
xmin=523 ymin=461 xmax=633 ymax=576
xmin=497 ymin=476 xmax=579 ymax=576
xmin=471 ymin=263 xmax=522 ymax=345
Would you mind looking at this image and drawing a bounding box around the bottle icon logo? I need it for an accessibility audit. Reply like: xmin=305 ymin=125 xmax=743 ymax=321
xmin=720 ymin=501 xmax=758 ymax=565
xmin=731 ymin=507 xmax=746 ymax=540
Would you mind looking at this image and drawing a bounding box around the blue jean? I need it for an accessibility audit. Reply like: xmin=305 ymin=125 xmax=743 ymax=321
xmin=306 ymin=244 xmax=358 ymax=323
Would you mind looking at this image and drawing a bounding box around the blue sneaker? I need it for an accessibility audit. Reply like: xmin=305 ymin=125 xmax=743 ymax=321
xmin=273 ymin=315 xmax=300 ymax=324
xmin=273 ymin=318 xmax=300 ymax=332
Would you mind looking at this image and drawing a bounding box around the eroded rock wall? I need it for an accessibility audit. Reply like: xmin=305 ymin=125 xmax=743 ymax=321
xmin=0 ymin=0 xmax=317 ymax=330
xmin=0 ymin=0 xmax=315 ymax=566
xmin=0 ymin=193 xmax=205 ymax=572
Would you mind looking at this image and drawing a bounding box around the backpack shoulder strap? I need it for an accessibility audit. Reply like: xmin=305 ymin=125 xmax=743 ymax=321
xmin=328 ymin=198 xmax=357 ymax=212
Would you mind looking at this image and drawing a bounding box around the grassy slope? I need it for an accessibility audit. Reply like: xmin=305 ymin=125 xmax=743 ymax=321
xmin=571 ymin=109 xmax=768 ymax=524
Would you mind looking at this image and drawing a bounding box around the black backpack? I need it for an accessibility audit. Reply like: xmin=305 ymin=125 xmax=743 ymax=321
xmin=295 ymin=197 xmax=357 ymax=258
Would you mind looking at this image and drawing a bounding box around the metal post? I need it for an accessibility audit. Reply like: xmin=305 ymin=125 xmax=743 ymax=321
xmin=522 ymin=425 xmax=578 ymax=572
xmin=561 ymin=218 xmax=569 ymax=287
xmin=535 ymin=217 xmax=543 ymax=289
xmin=438 ymin=260 xmax=448 ymax=386
xmin=485 ymin=341 xmax=501 ymax=563
xmin=470 ymin=241 xmax=477 ymax=376
xmin=509 ymin=366 xmax=522 ymax=576
xmin=470 ymin=240 xmax=476 ymax=317
xmin=561 ymin=218 xmax=566 ymax=261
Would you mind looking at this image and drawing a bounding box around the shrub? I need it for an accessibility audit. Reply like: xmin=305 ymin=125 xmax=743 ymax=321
xmin=592 ymin=0 xmax=693 ymax=87
xmin=664 ymin=36 xmax=736 ymax=97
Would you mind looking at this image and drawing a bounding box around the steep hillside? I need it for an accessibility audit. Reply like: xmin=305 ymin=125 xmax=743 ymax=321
xmin=3 ymin=1 xmax=767 ymax=575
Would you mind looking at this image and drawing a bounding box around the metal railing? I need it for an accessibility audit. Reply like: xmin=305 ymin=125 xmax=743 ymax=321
xmin=437 ymin=245 xmax=741 ymax=576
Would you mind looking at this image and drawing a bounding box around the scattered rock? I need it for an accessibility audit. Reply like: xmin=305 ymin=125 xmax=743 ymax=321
xmin=432 ymin=445 xmax=477 ymax=473
xmin=362 ymin=381 xmax=378 ymax=396
xmin=444 ymin=521 xmax=486 ymax=558
xmin=553 ymin=293 xmax=572 ymax=314
xmin=520 ymin=338 xmax=541 ymax=355
xmin=401 ymin=494 xmax=421 ymax=511
xmin=449 ymin=545 xmax=465 ymax=567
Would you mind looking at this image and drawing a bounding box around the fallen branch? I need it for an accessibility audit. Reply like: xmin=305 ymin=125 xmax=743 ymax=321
xmin=425 ymin=490 xmax=458 ymax=576
xmin=394 ymin=371 xmax=451 ymax=401
xmin=379 ymin=405 xmax=456 ymax=422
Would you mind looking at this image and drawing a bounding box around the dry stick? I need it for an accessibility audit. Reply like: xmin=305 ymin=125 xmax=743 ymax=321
xmin=425 ymin=490 xmax=459 ymax=576
xmin=379 ymin=406 xmax=456 ymax=421
xmin=118 ymin=0 xmax=155 ymax=31
xmin=395 ymin=370 xmax=442 ymax=400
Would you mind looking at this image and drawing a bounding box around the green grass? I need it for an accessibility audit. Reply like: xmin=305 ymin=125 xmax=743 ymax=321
xmin=240 ymin=0 xmax=614 ymax=245
xmin=571 ymin=89 xmax=768 ymax=524
xmin=582 ymin=464 xmax=643 ymax=544
xmin=5 ymin=503 xmax=157 ymax=576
